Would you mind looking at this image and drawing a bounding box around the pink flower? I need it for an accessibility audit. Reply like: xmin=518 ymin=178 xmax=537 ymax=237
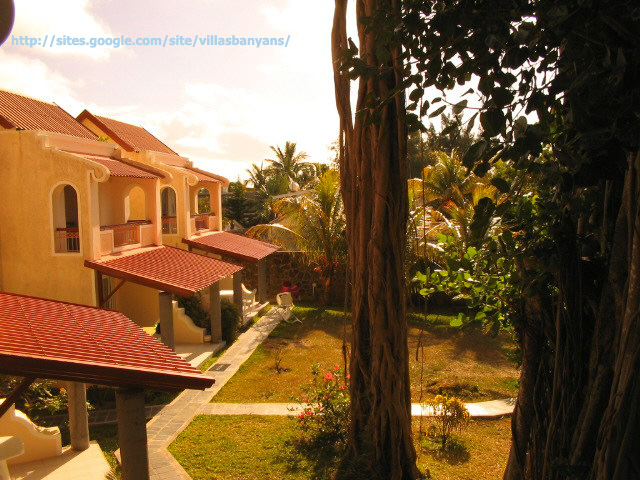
xmin=346 ymin=374 xmax=351 ymax=379
xmin=324 ymin=372 xmax=335 ymax=382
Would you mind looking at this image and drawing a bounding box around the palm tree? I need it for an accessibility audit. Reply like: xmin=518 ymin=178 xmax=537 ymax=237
xmin=265 ymin=141 xmax=311 ymax=185
xmin=246 ymin=169 xmax=346 ymax=303
xmin=246 ymin=162 xmax=269 ymax=190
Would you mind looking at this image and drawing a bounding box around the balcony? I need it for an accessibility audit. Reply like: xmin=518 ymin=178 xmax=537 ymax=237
xmin=100 ymin=220 xmax=154 ymax=255
xmin=55 ymin=228 xmax=80 ymax=253
xmin=191 ymin=213 xmax=216 ymax=233
xmin=162 ymin=216 xmax=178 ymax=235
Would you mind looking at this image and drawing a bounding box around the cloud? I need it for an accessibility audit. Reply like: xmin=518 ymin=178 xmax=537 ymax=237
xmin=11 ymin=0 xmax=114 ymax=58
xmin=0 ymin=50 xmax=85 ymax=112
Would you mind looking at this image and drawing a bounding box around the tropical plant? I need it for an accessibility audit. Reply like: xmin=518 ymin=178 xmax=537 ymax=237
xmin=246 ymin=162 xmax=269 ymax=190
xmin=265 ymin=141 xmax=312 ymax=184
xmin=247 ymin=169 xmax=346 ymax=304
xmin=426 ymin=395 xmax=470 ymax=450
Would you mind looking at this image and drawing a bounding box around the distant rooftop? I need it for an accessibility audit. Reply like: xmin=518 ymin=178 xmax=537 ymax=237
xmin=0 ymin=89 xmax=96 ymax=140
xmin=77 ymin=109 xmax=178 ymax=155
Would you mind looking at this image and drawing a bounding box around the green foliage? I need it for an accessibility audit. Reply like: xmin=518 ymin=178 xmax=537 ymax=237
xmin=265 ymin=141 xmax=312 ymax=186
xmin=177 ymin=292 xmax=210 ymax=334
xmin=295 ymin=363 xmax=350 ymax=449
xmin=221 ymin=299 xmax=242 ymax=343
xmin=426 ymin=395 xmax=471 ymax=450
xmin=247 ymin=170 xmax=347 ymax=302
xmin=0 ymin=376 xmax=69 ymax=420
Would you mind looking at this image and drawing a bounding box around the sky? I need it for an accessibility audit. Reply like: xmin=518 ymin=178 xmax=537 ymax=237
xmin=0 ymin=0 xmax=352 ymax=181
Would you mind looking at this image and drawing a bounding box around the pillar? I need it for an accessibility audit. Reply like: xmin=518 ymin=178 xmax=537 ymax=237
xmin=159 ymin=291 xmax=174 ymax=350
xmin=66 ymin=382 xmax=89 ymax=451
xmin=116 ymin=388 xmax=149 ymax=480
xmin=209 ymin=282 xmax=222 ymax=343
xmin=233 ymin=270 xmax=243 ymax=310
xmin=257 ymin=259 xmax=267 ymax=304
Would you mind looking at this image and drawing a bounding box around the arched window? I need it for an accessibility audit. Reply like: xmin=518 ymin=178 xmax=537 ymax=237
xmin=197 ymin=188 xmax=211 ymax=214
xmin=161 ymin=187 xmax=177 ymax=234
xmin=52 ymin=184 xmax=80 ymax=253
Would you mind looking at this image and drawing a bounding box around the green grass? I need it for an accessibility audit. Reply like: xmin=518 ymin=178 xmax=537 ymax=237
xmin=212 ymin=304 xmax=519 ymax=404
xmin=169 ymin=415 xmax=337 ymax=480
xmin=169 ymin=415 xmax=511 ymax=480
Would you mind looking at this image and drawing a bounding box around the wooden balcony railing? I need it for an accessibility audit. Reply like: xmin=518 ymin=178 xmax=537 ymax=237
xmin=192 ymin=214 xmax=212 ymax=231
xmin=55 ymin=227 xmax=80 ymax=253
xmin=101 ymin=220 xmax=151 ymax=248
xmin=161 ymin=216 xmax=177 ymax=235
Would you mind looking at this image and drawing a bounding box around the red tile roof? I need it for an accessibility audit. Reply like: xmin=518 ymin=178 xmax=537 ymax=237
xmin=177 ymin=166 xmax=223 ymax=184
xmin=0 ymin=89 xmax=96 ymax=139
xmin=183 ymin=232 xmax=281 ymax=263
xmin=0 ymin=292 xmax=214 ymax=391
xmin=85 ymin=246 xmax=242 ymax=297
xmin=77 ymin=110 xmax=178 ymax=155
xmin=64 ymin=151 xmax=162 ymax=179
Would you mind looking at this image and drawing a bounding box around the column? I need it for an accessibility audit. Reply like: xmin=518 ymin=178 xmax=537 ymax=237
xmin=257 ymin=259 xmax=267 ymax=304
xmin=66 ymin=382 xmax=89 ymax=451
xmin=116 ymin=388 xmax=149 ymax=480
xmin=209 ymin=282 xmax=222 ymax=343
xmin=159 ymin=291 xmax=174 ymax=350
xmin=232 ymin=270 xmax=243 ymax=310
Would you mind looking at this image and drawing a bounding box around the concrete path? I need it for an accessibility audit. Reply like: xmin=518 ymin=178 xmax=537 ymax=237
xmin=146 ymin=308 xmax=284 ymax=480
xmin=201 ymin=398 xmax=516 ymax=418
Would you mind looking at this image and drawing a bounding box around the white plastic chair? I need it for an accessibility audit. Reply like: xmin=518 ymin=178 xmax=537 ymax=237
xmin=275 ymin=292 xmax=301 ymax=324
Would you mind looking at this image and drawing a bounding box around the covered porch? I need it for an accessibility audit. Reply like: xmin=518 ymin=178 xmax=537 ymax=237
xmin=84 ymin=245 xmax=243 ymax=351
xmin=182 ymin=231 xmax=280 ymax=320
xmin=0 ymin=292 xmax=214 ymax=480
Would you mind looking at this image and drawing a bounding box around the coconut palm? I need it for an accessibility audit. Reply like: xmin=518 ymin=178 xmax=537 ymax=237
xmin=246 ymin=162 xmax=269 ymax=190
xmin=246 ymin=169 xmax=346 ymax=303
xmin=265 ymin=141 xmax=312 ymax=184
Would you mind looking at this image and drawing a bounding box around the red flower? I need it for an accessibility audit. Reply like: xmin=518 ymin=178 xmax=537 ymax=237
xmin=346 ymin=374 xmax=351 ymax=379
xmin=324 ymin=372 xmax=335 ymax=382
xmin=333 ymin=365 xmax=341 ymax=371
xmin=341 ymin=385 xmax=347 ymax=390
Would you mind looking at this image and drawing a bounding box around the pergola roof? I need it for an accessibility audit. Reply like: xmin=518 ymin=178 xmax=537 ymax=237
xmin=0 ymin=292 xmax=213 ymax=391
xmin=85 ymin=246 xmax=242 ymax=297
xmin=183 ymin=232 xmax=281 ymax=263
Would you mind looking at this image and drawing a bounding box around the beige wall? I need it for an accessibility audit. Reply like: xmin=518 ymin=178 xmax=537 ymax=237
xmin=0 ymin=131 xmax=100 ymax=305
xmin=113 ymin=281 xmax=159 ymax=328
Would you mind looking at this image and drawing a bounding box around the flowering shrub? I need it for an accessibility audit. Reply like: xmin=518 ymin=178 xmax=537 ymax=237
xmin=295 ymin=363 xmax=350 ymax=448
xmin=426 ymin=394 xmax=470 ymax=449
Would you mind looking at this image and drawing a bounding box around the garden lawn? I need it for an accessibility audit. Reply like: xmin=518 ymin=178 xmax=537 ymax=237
xmin=211 ymin=305 xmax=519 ymax=403
xmin=169 ymin=415 xmax=511 ymax=480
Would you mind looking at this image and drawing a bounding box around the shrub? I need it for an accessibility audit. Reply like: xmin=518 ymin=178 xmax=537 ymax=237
xmin=221 ymin=299 xmax=242 ymax=343
xmin=427 ymin=394 xmax=470 ymax=449
xmin=0 ymin=375 xmax=69 ymax=420
xmin=295 ymin=363 xmax=350 ymax=449
xmin=177 ymin=293 xmax=209 ymax=333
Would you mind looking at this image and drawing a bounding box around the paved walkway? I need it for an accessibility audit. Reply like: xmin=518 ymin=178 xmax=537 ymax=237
xmin=146 ymin=307 xmax=283 ymax=480
xmin=201 ymin=398 xmax=515 ymax=418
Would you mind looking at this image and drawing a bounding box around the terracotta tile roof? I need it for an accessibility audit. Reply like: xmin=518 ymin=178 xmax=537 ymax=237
xmin=183 ymin=232 xmax=281 ymax=263
xmin=85 ymin=246 xmax=242 ymax=297
xmin=0 ymin=292 xmax=214 ymax=391
xmin=176 ymin=166 xmax=223 ymax=184
xmin=77 ymin=110 xmax=178 ymax=155
xmin=0 ymin=89 xmax=96 ymax=139
xmin=63 ymin=151 xmax=162 ymax=179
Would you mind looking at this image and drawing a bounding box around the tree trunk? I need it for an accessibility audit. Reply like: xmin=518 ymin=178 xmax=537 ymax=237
xmin=332 ymin=0 xmax=421 ymax=479
xmin=505 ymin=152 xmax=640 ymax=479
